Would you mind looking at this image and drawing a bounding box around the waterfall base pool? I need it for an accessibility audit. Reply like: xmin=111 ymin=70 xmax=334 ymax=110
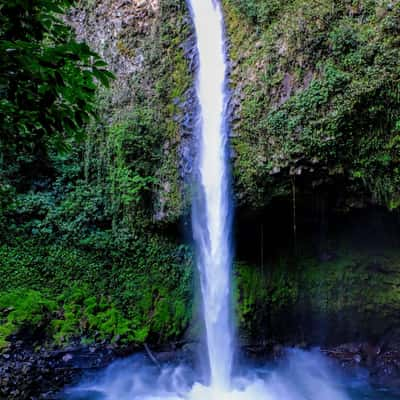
xmin=62 ymin=349 xmax=399 ymax=400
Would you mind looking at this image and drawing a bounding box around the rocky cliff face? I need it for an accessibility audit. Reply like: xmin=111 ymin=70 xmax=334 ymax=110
xmin=68 ymin=0 xmax=158 ymax=76
xmin=67 ymin=0 xmax=400 ymax=220
xmin=67 ymin=0 xmax=160 ymax=113
xmin=67 ymin=0 xmax=197 ymax=223
xmin=223 ymin=0 xmax=400 ymax=212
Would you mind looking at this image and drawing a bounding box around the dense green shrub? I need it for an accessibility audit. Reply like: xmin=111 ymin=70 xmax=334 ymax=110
xmin=0 ymin=0 xmax=113 ymax=158
xmin=0 ymin=239 xmax=193 ymax=348
xmin=0 ymin=290 xmax=56 ymax=349
xmin=230 ymin=0 xmax=294 ymax=25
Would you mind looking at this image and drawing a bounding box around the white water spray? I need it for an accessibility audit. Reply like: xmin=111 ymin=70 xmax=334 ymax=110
xmin=189 ymin=0 xmax=233 ymax=391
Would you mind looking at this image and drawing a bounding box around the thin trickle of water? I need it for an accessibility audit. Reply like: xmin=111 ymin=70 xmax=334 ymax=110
xmin=189 ymin=0 xmax=233 ymax=391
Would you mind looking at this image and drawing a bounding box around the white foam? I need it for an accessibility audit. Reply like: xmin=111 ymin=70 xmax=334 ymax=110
xmin=65 ymin=350 xmax=351 ymax=400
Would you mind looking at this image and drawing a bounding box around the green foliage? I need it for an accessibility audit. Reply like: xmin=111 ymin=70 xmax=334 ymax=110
xmin=0 ymin=289 xmax=56 ymax=349
xmin=0 ymin=242 xmax=105 ymax=293
xmin=229 ymin=0 xmax=293 ymax=26
xmin=224 ymin=0 xmax=400 ymax=209
xmin=53 ymin=285 xmax=136 ymax=344
xmin=0 ymin=178 xmax=16 ymax=239
xmin=0 ymin=0 xmax=113 ymax=159
xmin=0 ymin=286 xmax=150 ymax=349
xmin=0 ymin=0 xmax=194 ymax=350
xmin=107 ymin=107 xmax=160 ymax=224
xmin=0 ymin=238 xmax=193 ymax=347
xmin=113 ymin=239 xmax=193 ymax=342
xmin=235 ymin=262 xmax=297 ymax=336
xmin=234 ymin=244 xmax=400 ymax=341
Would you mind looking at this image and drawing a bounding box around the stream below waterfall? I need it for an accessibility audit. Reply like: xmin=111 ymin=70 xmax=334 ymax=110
xmin=62 ymin=349 xmax=399 ymax=400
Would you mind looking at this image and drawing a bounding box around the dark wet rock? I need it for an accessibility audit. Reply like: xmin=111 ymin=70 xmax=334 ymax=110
xmin=272 ymin=344 xmax=284 ymax=359
xmin=318 ymin=250 xmax=337 ymax=262
xmin=181 ymin=33 xmax=198 ymax=73
xmin=323 ymin=338 xmax=400 ymax=389
xmin=62 ymin=353 xmax=73 ymax=363
xmin=0 ymin=337 xmax=196 ymax=399
xmin=0 ymin=341 xmax=121 ymax=400
xmin=179 ymin=342 xmax=200 ymax=364
xmin=154 ymin=350 xmax=180 ymax=363
xmin=4 ymin=338 xmax=400 ymax=397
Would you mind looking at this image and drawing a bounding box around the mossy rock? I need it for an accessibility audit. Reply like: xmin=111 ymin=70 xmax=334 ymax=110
xmin=235 ymin=247 xmax=400 ymax=345
xmin=223 ymin=0 xmax=400 ymax=210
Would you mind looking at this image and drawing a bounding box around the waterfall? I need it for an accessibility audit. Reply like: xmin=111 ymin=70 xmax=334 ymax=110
xmin=189 ymin=0 xmax=233 ymax=391
xmin=64 ymin=2 xmax=362 ymax=400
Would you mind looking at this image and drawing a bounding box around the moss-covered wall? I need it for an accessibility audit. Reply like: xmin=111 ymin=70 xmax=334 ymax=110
xmin=68 ymin=0 xmax=194 ymax=223
xmin=235 ymin=207 xmax=400 ymax=345
xmin=222 ymin=0 xmax=400 ymax=345
xmin=236 ymin=250 xmax=400 ymax=345
xmin=223 ymin=0 xmax=400 ymax=211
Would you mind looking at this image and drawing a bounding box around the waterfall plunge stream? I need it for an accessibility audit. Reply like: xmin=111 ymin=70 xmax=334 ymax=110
xmin=63 ymin=2 xmax=396 ymax=399
xmin=190 ymin=0 xmax=233 ymax=391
